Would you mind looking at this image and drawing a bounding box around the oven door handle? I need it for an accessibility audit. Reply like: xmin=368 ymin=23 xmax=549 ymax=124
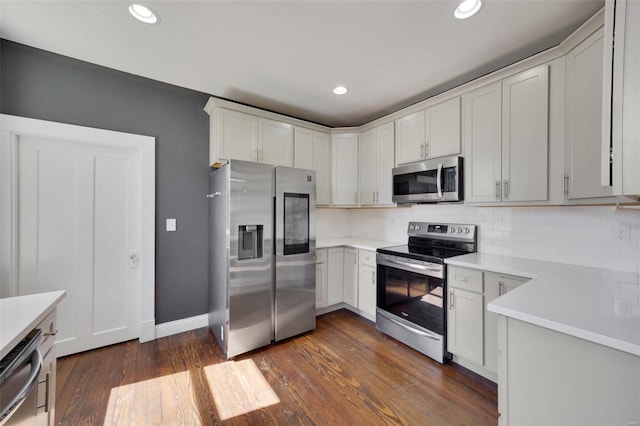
xmin=377 ymin=255 xmax=443 ymax=278
xmin=0 ymin=348 xmax=43 ymax=422
xmin=381 ymin=313 xmax=441 ymax=341
xmin=436 ymin=162 xmax=443 ymax=199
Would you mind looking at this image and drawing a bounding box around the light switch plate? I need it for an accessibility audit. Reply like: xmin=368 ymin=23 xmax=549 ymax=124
xmin=166 ymin=218 xmax=177 ymax=232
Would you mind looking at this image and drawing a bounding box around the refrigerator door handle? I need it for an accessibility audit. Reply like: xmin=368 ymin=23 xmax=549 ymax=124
xmin=206 ymin=192 xmax=222 ymax=198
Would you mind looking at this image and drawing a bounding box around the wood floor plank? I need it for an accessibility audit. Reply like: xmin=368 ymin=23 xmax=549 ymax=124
xmin=55 ymin=309 xmax=497 ymax=425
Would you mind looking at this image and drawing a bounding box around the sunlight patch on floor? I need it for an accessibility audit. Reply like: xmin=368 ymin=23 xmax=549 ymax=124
xmin=104 ymin=371 xmax=200 ymax=424
xmin=204 ymin=359 xmax=280 ymax=420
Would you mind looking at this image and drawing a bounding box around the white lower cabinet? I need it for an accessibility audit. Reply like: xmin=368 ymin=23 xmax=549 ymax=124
xmin=447 ymin=266 xmax=529 ymax=381
xmin=327 ymin=248 xmax=344 ymax=306
xmin=343 ymin=248 xmax=358 ymax=307
xmin=357 ymin=250 xmax=376 ymax=321
xmin=315 ymin=249 xmax=328 ymax=309
xmin=447 ymin=268 xmax=484 ymax=366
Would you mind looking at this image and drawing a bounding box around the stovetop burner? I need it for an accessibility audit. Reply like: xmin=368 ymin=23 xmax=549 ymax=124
xmin=376 ymin=244 xmax=471 ymax=263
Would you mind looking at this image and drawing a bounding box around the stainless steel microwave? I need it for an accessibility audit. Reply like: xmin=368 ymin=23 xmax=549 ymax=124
xmin=392 ymin=156 xmax=463 ymax=204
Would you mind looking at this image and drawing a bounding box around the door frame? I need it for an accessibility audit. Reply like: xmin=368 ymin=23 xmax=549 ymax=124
xmin=0 ymin=114 xmax=156 ymax=342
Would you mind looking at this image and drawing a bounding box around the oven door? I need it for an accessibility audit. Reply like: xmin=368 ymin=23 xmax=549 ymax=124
xmin=376 ymin=253 xmax=445 ymax=335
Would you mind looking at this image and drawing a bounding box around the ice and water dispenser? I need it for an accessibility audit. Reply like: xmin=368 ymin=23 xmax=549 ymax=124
xmin=238 ymin=225 xmax=263 ymax=260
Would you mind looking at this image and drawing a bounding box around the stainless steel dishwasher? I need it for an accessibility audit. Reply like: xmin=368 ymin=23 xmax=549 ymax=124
xmin=0 ymin=329 xmax=43 ymax=426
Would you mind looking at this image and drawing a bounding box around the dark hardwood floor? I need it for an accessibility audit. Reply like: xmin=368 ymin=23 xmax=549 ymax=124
xmin=55 ymin=309 xmax=497 ymax=425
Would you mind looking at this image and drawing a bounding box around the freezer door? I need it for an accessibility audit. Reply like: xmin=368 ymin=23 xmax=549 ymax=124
xmin=227 ymin=160 xmax=275 ymax=358
xmin=274 ymin=166 xmax=316 ymax=341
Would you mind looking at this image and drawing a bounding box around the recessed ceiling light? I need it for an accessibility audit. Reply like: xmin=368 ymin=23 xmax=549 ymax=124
xmin=454 ymin=0 xmax=482 ymax=19
xmin=129 ymin=4 xmax=158 ymax=24
xmin=333 ymin=86 xmax=348 ymax=95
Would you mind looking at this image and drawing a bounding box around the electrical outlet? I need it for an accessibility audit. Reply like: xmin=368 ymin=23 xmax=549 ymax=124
xmin=614 ymin=225 xmax=631 ymax=244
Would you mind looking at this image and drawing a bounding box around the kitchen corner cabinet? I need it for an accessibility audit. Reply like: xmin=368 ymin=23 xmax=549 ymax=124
xmin=359 ymin=122 xmax=395 ymax=206
xmin=315 ymin=249 xmax=328 ymax=309
xmin=447 ymin=266 xmax=528 ymax=380
xmin=331 ymin=133 xmax=359 ymax=206
xmin=464 ymin=65 xmax=549 ymax=203
xmin=293 ymin=126 xmax=313 ymax=170
xmin=343 ymin=248 xmax=358 ymax=307
xmin=327 ymin=248 xmax=344 ymax=306
xmin=394 ymin=97 xmax=461 ymax=166
xmin=312 ymin=131 xmax=331 ymax=205
xmin=208 ymin=107 xmax=294 ymax=167
xmin=564 ymin=27 xmax=613 ymax=199
xmin=357 ymin=250 xmax=376 ymax=321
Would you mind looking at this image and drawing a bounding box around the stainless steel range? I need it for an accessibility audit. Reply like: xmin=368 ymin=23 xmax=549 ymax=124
xmin=376 ymin=222 xmax=477 ymax=363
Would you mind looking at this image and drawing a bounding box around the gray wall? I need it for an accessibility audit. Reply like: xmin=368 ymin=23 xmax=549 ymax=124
xmin=1 ymin=40 xmax=211 ymax=324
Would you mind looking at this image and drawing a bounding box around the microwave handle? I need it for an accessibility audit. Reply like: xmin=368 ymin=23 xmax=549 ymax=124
xmin=436 ymin=163 xmax=443 ymax=198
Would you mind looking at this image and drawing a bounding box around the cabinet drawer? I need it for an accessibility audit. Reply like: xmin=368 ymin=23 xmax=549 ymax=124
xmin=359 ymin=249 xmax=376 ymax=267
xmin=316 ymin=249 xmax=327 ymax=264
xmin=448 ymin=266 xmax=483 ymax=293
xmin=38 ymin=309 xmax=57 ymax=357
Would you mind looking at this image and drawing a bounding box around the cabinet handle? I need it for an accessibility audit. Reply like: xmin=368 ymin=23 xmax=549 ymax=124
xmin=496 ymin=181 xmax=501 ymax=199
xmin=503 ymin=180 xmax=509 ymax=199
xmin=425 ymin=140 xmax=430 ymax=157
xmin=563 ymin=174 xmax=569 ymax=196
xmin=44 ymin=329 xmax=59 ymax=337
xmin=371 ymin=270 xmax=375 ymax=285
xmin=354 ymin=192 xmax=357 ymax=203
xmin=449 ymin=291 xmax=454 ymax=309
xmin=372 ymin=191 xmax=376 ymax=203
xmin=376 ymin=191 xmax=379 ymax=203
xmin=498 ymin=281 xmax=504 ymax=296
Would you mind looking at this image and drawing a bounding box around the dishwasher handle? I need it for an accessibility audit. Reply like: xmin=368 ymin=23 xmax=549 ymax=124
xmin=0 ymin=348 xmax=43 ymax=422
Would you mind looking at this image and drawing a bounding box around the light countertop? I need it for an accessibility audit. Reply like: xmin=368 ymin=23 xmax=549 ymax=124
xmin=446 ymin=253 xmax=640 ymax=357
xmin=317 ymin=237 xmax=401 ymax=251
xmin=0 ymin=291 xmax=66 ymax=360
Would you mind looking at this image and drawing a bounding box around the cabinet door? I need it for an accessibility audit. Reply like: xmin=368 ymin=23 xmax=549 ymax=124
xmin=447 ymin=287 xmax=484 ymax=365
xmin=331 ymin=134 xmax=359 ymax=206
xmin=357 ymin=263 xmax=376 ymax=320
xmin=425 ymin=97 xmax=461 ymax=159
xmin=463 ymin=83 xmax=503 ymax=203
xmin=343 ymin=248 xmax=358 ymax=307
xmin=395 ymin=110 xmax=425 ymax=165
xmin=484 ymin=272 xmax=529 ymax=375
xmin=315 ymin=261 xmax=327 ymax=309
xmin=217 ymin=108 xmax=258 ymax=162
xmin=376 ymin=122 xmax=395 ymax=205
xmin=294 ymin=127 xmax=313 ymax=170
xmin=359 ymin=128 xmax=377 ymax=205
xmin=327 ymin=248 xmax=344 ymax=305
xmin=258 ymin=118 xmax=293 ymax=166
xmin=502 ymin=65 xmax=549 ymax=202
xmin=312 ymin=132 xmax=331 ymax=205
xmin=565 ymin=27 xmax=613 ymax=199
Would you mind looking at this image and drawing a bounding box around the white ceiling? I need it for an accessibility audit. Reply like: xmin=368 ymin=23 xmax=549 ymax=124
xmin=0 ymin=0 xmax=603 ymax=127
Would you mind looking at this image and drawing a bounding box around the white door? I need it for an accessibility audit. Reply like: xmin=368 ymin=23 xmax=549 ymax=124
xmin=258 ymin=118 xmax=293 ymax=166
xmin=342 ymin=248 xmax=358 ymax=307
xmin=0 ymin=115 xmax=155 ymax=356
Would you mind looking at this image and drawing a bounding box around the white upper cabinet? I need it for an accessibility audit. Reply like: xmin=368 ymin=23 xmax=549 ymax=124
xmin=463 ymin=82 xmax=503 ymax=203
xmin=465 ymin=65 xmax=549 ymax=203
xmin=258 ymin=118 xmax=293 ymax=166
xmin=606 ymin=0 xmax=640 ymax=199
xmin=313 ymin=131 xmax=331 ymax=206
xmin=395 ymin=110 xmax=425 ymax=165
xmin=395 ymin=97 xmax=461 ymax=166
xmin=293 ymin=126 xmax=313 ymax=170
xmin=359 ymin=122 xmax=395 ymax=206
xmin=215 ymin=108 xmax=258 ymax=165
xmin=502 ymin=65 xmax=549 ymax=202
xmin=425 ymin=97 xmax=461 ymax=159
xmin=565 ymin=27 xmax=613 ymax=199
xmin=209 ymin=107 xmax=294 ymax=167
xmin=331 ymin=133 xmax=359 ymax=206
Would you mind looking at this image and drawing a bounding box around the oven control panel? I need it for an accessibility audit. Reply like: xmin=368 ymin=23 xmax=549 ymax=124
xmin=408 ymin=222 xmax=476 ymax=240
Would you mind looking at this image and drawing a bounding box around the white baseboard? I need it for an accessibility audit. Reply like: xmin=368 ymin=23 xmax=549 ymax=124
xmin=154 ymin=313 xmax=209 ymax=339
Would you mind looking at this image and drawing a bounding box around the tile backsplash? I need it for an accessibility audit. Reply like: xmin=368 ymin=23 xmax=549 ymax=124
xmin=317 ymin=205 xmax=640 ymax=273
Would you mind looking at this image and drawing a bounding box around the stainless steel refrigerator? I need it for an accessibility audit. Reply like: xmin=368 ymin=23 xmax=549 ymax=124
xmin=208 ymin=160 xmax=316 ymax=358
